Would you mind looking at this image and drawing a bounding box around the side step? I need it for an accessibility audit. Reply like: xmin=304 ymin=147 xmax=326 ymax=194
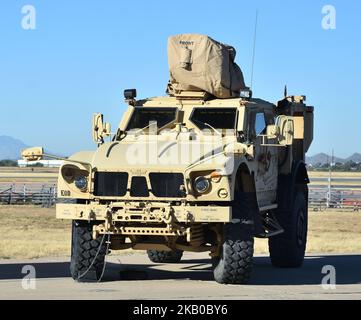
xmin=256 ymin=211 xmax=284 ymax=238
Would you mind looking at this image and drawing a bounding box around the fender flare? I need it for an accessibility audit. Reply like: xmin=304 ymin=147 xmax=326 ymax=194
xmin=232 ymin=163 xmax=256 ymax=197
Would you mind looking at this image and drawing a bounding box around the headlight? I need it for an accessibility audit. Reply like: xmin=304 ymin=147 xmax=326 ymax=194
xmin=194 ymin=176 xmax=210 ymax=194
xmin=74 ymin=175 xmax=88 ymax=191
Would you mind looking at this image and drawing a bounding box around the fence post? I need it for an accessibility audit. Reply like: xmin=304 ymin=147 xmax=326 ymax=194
xmin=341 ymin=191 xmax=343 ymax=209
xmin=52 ymin=185 xmax=56 ymax=206
xmin=8 ymin=185 xmax=13 ymax=205
xmin=47 ymin=187 xmax=51 ymax=208
xmin=41 ymin=184 xmax=45 ymax=207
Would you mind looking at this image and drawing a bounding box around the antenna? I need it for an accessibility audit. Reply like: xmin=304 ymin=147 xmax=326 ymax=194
xmin=331 ymin=149 xmax=334 ymax=166
xmin=250 ymin=10 xmax=258 ymax=91
xmin=284 ymin=85 xmax=288 ymax=98
xmin=327 ymin=149 xmax=334 ymax=208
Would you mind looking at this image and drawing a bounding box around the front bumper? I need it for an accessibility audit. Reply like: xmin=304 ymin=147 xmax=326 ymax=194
xmin=56 ymin=202 xmax=232 ymax=223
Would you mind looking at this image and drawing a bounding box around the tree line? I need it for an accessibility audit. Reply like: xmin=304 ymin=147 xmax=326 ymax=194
xmin=308 ymin=161 xmax=361 ymax=172
xmin=0 ymin=160 xmax=43 ymax=167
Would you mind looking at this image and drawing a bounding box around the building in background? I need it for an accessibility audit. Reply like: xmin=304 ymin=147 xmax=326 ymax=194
xmin=17 ymin=159 xmax=63 ymax=168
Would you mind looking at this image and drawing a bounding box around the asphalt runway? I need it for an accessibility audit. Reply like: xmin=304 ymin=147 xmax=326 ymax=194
xmin=0 ymin=252 xmax=360 ymax=300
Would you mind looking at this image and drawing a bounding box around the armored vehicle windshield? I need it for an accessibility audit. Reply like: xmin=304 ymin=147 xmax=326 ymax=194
xmin=190 ymin=107 xmax=237 ymax=130
xmin=125 ymin=107 xmax=178 ymax=131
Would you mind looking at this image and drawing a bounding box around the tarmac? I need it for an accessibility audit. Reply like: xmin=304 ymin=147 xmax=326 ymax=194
xmin=0 ymin=252 xmax=360 ymax=300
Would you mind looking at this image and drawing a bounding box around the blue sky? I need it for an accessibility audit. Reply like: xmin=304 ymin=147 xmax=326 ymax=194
xmin=0 ymin=0 xmax=360 ymax=157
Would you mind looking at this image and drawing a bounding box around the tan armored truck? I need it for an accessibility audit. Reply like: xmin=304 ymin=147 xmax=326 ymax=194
xmin=22 ymin=34 xmax=313 ymax=284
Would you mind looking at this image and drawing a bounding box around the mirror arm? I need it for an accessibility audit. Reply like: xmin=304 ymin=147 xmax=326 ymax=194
xmin=42 ymin=153 xmax=92 ymax=168
xmin=259 ymin=134 xmax=287 ymax=148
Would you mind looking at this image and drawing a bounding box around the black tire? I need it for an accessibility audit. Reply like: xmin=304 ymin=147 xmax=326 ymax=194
xmin=70 ymin=220 xmax=107 ymax=282
xmin=269 ymin=187 xmax=308 ymax=267
xmin=147 ymin=249 xmax=183 ymax=263
xmin=212 ymin=192 xmax=256 ymax=284
xmin=212 ymin=224 xmax=254 ymax=284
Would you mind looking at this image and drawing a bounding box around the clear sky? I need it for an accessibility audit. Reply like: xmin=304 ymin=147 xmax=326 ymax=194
xmin=0 ymin=0 xmax=360 ymax=157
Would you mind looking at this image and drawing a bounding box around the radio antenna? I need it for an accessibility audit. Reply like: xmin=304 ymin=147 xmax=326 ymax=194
xmin=250 ymin=10 xmax=258 ymax=91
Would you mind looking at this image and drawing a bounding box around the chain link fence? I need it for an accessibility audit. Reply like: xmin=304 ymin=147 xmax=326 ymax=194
xmin=0 ymin=184 xmax=57 ymax=207
xmin=309 ymin=187 xmax=361 ymax=212
xmin=1 ymin=183 xmax=360 ymax=212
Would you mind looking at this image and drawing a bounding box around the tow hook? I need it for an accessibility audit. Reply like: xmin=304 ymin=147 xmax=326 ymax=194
xmin=104 ymin=207 xmax=113 ymax=232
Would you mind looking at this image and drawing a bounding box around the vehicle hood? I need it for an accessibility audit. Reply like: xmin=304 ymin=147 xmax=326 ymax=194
xmin=72 ymin=138 xmax=233 ymax=173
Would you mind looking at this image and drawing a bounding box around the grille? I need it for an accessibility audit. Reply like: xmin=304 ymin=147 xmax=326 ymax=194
xmin=93 ymin=172 xmax=185 ymax=198
xmin=149 ymin=173 xmax=185 ymax=198
xmin=130 ymin=176 xmax=149 ymax=197
xmin=94 ymin=172 xmax=128 ymax=196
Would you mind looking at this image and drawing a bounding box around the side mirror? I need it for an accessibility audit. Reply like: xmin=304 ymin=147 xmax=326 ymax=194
xmin=262 ymin=116 xmax=294 ymax=147
xmin=21 ymin=147 xmax=44 ymax=161
xmin=266 ymin=124 xmax=279 ymax=139
xmin=276 ymin=115 xmax=294 ymax=146
xmin=92 ymin=113 xmax=111 ymax=144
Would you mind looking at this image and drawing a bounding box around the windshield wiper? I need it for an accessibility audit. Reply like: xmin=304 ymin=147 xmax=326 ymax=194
xmin=192 ymin=119 xmax=222 ymax=135
xmin=133 ymin=121 xmax=158 ymax=135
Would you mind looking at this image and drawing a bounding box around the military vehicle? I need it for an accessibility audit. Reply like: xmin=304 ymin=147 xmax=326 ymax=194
xmin=22 ymin=34 xmax=313 ymax=284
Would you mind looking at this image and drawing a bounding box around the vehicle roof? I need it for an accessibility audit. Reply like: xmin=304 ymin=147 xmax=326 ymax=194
xmin=135 ymin=95 xmax=275 ymax=109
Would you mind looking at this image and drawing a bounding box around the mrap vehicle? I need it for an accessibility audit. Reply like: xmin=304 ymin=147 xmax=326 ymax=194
xmin=22 ymin=34 xmax=314 ymax=284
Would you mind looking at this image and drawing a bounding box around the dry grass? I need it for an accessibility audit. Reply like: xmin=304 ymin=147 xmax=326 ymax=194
xmin=0 ymin=206 xmax=71 ymax=259
xmin=255 ymin=211 xmax=361 ymax=254
xmin=0 ymin=206 xmax=361 ymax=259
xmin=308 ymin=171 xmax=361 ymax=178
xmin=0 ymin=167 xmax=58 ymax=183
xmin=0 ymin=167 xmax=58 ymax=174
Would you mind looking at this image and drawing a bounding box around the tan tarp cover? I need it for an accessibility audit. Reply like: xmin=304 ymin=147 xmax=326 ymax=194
xmin=167 ymin=34 xmax=246 ymax=98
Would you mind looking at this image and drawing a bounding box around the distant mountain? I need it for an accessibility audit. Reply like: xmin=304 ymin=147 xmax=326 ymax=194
xmin=0 ymin=135 xmax=28 ymax=160
xmin=306 ymin=152 xmax=361 ymax=166
xmin=345 ymin=153 xmax=361 ymax=163
xmin=306 ymin=153 xmax=343 ymax=166
xmin=0 ymin=135 xmax=64 ymax=160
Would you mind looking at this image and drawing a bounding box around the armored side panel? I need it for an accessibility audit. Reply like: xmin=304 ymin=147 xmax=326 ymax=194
xmin=276 ymin=95 xmax=314 ymax=174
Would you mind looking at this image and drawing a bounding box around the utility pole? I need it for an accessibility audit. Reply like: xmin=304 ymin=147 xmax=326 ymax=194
xmin=326 ymin=149 xmax=334 ymax=208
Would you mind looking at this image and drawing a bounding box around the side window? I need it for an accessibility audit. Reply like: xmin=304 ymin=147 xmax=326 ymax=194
xmin=255 ymin=112 xmax=266 ymax=135
xmin=264 ymin=110 xmax=275 ymax=126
